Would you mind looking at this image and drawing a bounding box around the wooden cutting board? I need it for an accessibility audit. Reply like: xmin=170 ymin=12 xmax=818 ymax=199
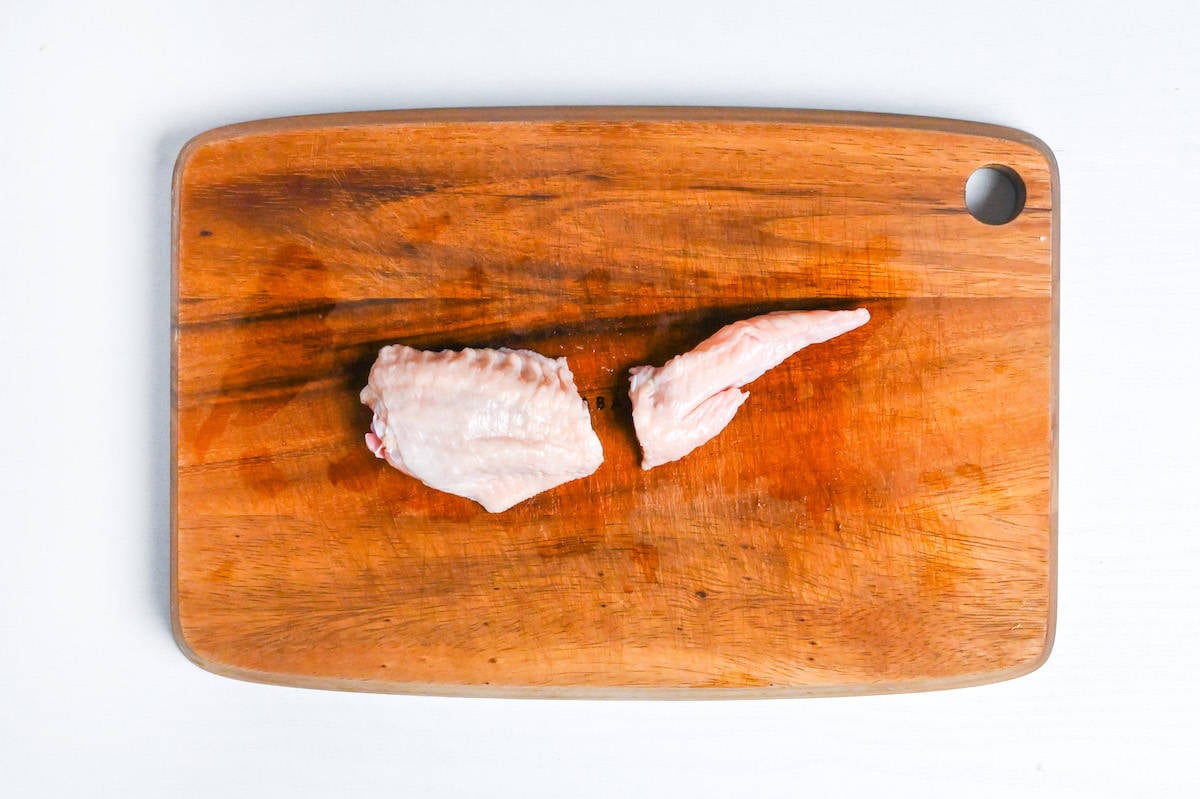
xmin=172 ymin=108 xmax=1058 ymax=696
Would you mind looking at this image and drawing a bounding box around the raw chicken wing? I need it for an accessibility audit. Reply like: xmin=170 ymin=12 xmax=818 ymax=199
xmin=628 ymin=309 xmax=870 ymax=469
xmin=361 ymin=346 xmax=603 ymax=512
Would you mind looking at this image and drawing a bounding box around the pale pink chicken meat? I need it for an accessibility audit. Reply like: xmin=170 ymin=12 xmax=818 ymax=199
xmin=628 ymin=309 xmax=871 ymax=470
xmin=360 ymin=345 xmax=603 ymax=512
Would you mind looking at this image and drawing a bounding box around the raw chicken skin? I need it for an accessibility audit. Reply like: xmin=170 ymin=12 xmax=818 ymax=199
xmin=628 ymin=309 xmax=870 ymax=470
xmin=360 ymin=346 xmax=603 ymax=512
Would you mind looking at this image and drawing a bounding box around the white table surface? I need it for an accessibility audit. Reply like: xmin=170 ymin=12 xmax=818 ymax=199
xmin=3 ymin=1 xmax=1198 ymax=795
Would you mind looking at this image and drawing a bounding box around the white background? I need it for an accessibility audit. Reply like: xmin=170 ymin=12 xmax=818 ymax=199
xmin=3 ymin=1 xmax=1198 ymax=795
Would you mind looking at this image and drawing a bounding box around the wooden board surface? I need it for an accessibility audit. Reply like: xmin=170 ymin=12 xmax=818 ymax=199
xmin=171 ymin=108 xmax=1058 ymax=696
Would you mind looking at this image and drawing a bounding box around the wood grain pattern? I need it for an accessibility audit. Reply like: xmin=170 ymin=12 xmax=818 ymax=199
xmin=172 ymin=108 xmax=1058 ymax=696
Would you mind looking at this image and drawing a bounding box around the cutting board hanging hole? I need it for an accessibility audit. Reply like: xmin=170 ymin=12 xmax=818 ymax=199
xmin=965 ymin=165 xmax=1026 ymax=224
